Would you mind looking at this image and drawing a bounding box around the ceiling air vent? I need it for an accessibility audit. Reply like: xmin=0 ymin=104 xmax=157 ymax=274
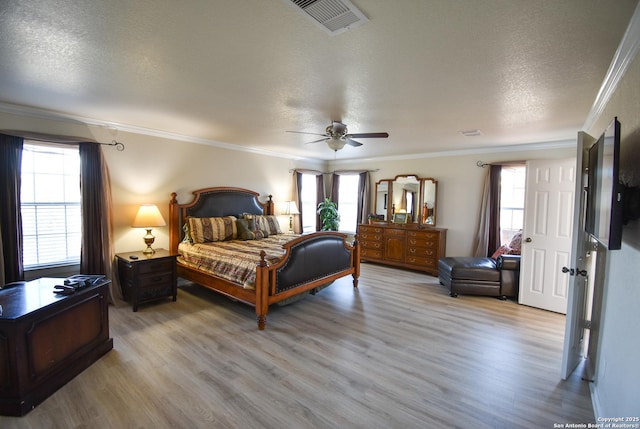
xmin=285 ymin=0 xmax=369 ymax=36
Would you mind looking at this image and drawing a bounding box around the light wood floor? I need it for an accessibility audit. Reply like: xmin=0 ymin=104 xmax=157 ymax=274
xmin=1 ymin=263 xmax=594 ymax=428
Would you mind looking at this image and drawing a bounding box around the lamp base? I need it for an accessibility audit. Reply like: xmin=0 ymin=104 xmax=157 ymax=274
xmin=142 ymin=229 xmax=156 ymax=254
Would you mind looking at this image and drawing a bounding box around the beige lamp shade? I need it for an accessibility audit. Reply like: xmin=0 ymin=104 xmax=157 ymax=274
xmin=282 ymin=201 xmax=300 ymax=216
xmin=132 ymin=204 xmax=166 ymax=228
xmin=132 ymin=204 xmax=166 ymax=254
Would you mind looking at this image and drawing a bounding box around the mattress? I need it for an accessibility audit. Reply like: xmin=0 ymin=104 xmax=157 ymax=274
xmin=177 ymin=234 xmax=299 ymax=289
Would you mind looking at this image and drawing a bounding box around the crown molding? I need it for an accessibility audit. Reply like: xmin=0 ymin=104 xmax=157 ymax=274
xmin=334 ymin=139 xmax=577 ymax=165
xmin=0 ymin=102 xmax=321 ymax=163
xmin=583 ymin=1 xmax=640 ymax=132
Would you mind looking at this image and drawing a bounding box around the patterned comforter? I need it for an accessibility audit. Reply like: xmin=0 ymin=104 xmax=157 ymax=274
xmin=177 ymin=234 xmax=299 ymax=289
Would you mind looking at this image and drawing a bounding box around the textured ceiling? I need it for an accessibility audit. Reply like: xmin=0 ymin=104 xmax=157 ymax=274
xmin=0 ymin=0 xmax=638 ymax=160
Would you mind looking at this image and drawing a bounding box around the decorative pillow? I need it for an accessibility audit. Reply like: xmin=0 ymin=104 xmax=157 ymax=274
xmin=188 ymin=216 xmax=237 ymax=243
xmin=508 ymin=230 xmax=523 ymax=255
xmin=182 ymin=222 xmax=193 ymax=243
xmin=236 ymin=218 xmax=265 ymax=240
xmin=491 ymin=245 xmax=512 ymax=259
xmin=255 ymin=214 xmax=282 ymax=235
xmin=242 ymin=213 xmax=269 ymax=237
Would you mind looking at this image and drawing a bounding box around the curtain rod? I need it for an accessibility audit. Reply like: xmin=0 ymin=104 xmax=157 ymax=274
xmin=476 ymin=160 xmax=525 ymax=168
xmin=101 ymin=140 xmax=125 ymax=151
xmin=1 ymin=129 xmax=125 ymax=151
xmin=289 ymin=168 xmax=379 ymax=174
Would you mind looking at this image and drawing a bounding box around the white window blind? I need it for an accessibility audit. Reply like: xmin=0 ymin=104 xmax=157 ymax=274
xmin=21 ymin=142 xmax=82 ymax=269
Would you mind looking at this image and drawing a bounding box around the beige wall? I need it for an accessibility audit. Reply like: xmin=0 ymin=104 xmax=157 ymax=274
xmin=1 ymin=109 xmax=574 ymax=257
xmin=0 ymin=111 xmax=324 ymax=253
xmin=334 ymin=145 xmax=575 ymax=256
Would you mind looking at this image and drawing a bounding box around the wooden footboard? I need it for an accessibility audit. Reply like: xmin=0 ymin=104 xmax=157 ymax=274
xmin=255 ymin=232 xmax=360 ymax=329
xmin=169 ymin=188 xmax=360 ymax=330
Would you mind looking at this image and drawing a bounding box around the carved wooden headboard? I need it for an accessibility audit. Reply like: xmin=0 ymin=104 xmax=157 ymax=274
xmin=169 ymin=187 xmax=274 ymax=252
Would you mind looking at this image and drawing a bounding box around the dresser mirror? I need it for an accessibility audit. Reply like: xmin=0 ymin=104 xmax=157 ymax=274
xmin=373 ymin=175 xmax=438 ymax=226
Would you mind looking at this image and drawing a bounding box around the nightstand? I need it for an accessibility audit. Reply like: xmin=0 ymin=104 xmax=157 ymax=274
xmin=116 ymin=249 xmax=178 ymax=311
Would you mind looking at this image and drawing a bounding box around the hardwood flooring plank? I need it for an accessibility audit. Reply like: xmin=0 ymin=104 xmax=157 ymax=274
xmin=0 ymin=263 xmax=594 ymax=428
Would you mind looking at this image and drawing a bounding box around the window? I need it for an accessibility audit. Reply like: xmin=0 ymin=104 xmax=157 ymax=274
xmin=299 ymin=173 xmax=318 ymax=233
xmin=21 ymin=143 xmax=82 ymax=269
xmin=499 ymin=165 xmax=526 ymax=245
xmin=337 ymin=174 xmax=360 ymax=233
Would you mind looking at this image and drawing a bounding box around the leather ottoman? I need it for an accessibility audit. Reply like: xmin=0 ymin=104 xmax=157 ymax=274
xmin=438 ymin=255 xmax=520 ymax=299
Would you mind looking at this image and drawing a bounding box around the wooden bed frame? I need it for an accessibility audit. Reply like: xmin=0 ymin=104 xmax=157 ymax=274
xmin=169 ymin=187 xmax=360 ymax=330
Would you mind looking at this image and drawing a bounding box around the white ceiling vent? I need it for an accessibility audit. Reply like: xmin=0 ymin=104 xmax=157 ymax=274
xmin=285 ymin=0 xmax=369 ymax=35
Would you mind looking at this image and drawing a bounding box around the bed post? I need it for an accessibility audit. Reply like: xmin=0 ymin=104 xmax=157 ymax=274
xmin=352 ymin=234 xmax=360 ymax=288
xmin=255 ymin=251 xmax=269 ymax=330
xmin=265 ymin=195 xmax=274 ymax=215
xmin=169 ymin=192 xmax=180 ymax=254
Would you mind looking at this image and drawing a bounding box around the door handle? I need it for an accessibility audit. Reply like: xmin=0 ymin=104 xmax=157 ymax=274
xmin=562 ymin=267 xmax=588 ymax=277
xmin=525 ymin=237 xmax=532 ymax=243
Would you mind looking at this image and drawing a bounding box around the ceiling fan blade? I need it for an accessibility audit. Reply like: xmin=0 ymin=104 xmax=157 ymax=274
xmin=346 ymin=132 xmax=389 ymax=139
xmin=346 ymin=138 xmax=363 ymax=147
xmin=304 ymin=137 xmax=330 ymax=145
xmin=286 ymin=130 xmax=329 ymax=137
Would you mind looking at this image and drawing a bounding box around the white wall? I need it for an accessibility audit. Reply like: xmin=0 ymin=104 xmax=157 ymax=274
xmin=583 ymin=27 xmax=640 ymax=416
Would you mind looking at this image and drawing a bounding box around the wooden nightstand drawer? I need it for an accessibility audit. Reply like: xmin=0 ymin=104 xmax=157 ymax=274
xmin=138 ymin=271 xmax=174 ymax=288
xmin=138 ymin=259 xmax=174 ymax=275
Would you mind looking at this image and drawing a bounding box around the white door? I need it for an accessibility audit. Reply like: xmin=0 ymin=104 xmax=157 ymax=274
xmin=561 ymin=132 xmax=596 ymax=379
xmin=519 ymin=158 xmax=576 ymax=314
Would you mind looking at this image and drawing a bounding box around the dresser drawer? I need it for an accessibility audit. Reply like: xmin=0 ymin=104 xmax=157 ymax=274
xmin=408 ymin=230 xmax=439 ymax=240
xmin=361 ymin=240 xmax=383 ymax=250
xmin=407 ymin=247 xmax=436 ymax=257
xmin=407 ymin=238 xmax=438 ymax=248
xmin=359 ymin=226 xmax=383 ymax=234
xmin=406 ymin=256 xmax=437 ymax=268
xmin=359 ymin=232 xmax=383 ymax=241
xmin=361 ymin=249 xmax=383 ymax=259
xmin=384 ymin=228 xmax=406 ymax=237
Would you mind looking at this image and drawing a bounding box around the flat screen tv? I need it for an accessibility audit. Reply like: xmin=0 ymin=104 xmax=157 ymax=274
xmin=585 ymin=117 xmax=623 ymax=250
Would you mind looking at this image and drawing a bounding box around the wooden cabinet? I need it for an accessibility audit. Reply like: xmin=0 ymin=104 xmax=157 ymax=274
xmin=116 ymin=249 xmax=177 ymax=312
xmin=358 ymin=223 xmax=446 ymax=276
xmin=0 ymin=278 xmax=113 ymax=416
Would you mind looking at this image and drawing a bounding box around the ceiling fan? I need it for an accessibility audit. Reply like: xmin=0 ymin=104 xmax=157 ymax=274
xmin=287 ymin=121 xmax=389 ymax=151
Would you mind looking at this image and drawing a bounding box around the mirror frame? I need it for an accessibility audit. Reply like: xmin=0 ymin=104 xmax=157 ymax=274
xmin=373 ymin=175 xmax=438 ymax=226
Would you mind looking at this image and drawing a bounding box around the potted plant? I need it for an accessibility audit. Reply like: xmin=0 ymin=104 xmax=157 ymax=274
xmin=367 ymin=213 xmax=377 ymax=224
xmin=317 ymin=198 xmax=340 ymax=231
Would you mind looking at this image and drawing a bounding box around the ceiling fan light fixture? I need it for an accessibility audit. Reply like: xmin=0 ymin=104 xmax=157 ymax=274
xmin=327 ymin=137 xmax=347 ymax=151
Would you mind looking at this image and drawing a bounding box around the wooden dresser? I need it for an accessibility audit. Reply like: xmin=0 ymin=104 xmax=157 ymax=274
xmin=357 ymin=223 xmax=447 ymax=276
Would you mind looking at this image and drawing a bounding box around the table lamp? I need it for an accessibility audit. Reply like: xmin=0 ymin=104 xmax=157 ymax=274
xmin=132 ymin=204 xmax=166 ymax=254
xmin=282 ymin=201 xmax=300 ymax=233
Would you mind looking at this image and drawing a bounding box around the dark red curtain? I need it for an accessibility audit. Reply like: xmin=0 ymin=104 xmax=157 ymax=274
xmin=487 ymin=164 xmax=502 ymax=256
xmin=0 ymin=134 xmax=24 ymax=284
xmin=315 ymin=174 xmax=324 ymax=231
